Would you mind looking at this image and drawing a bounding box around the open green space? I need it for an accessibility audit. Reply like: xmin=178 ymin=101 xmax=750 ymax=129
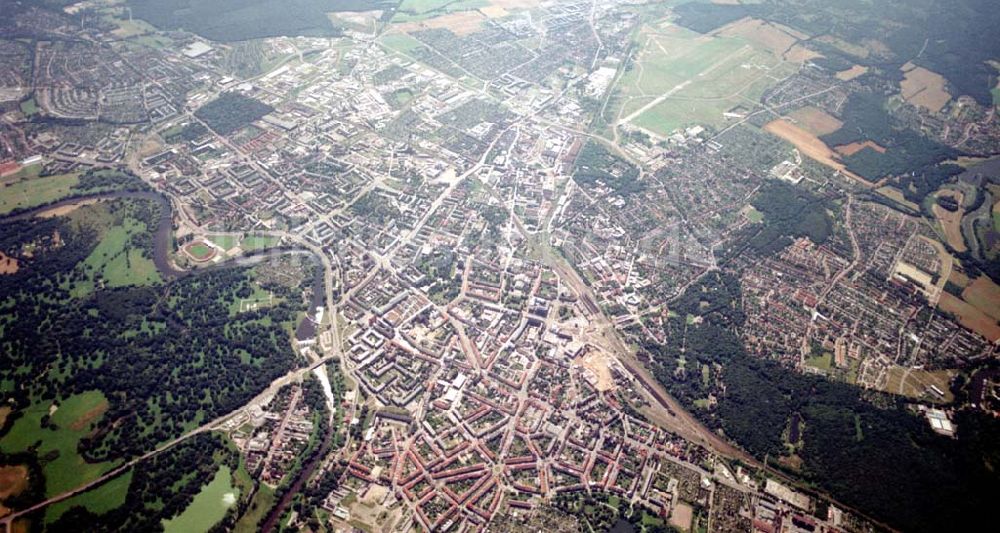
xmin=234 ymin=478 xmax=274 ymax=532
xmin=612 ymin=23 xmax=792 ymax=134
xmin=745 ymin=206 xmax=764 ymax=223
xmin=804 ymin=353 xmax=833 ymax=372
xmin=162 ymin=465 xmax=238 ymax=533
xmin=0 ymin=173 xmax=79 ymax=215
xmin=46 ymin=469 xmax=133 ymax=524
xmin=393 ymin=0 xmax=488 ymax=21
xmin=0 ymin=391 xmax=118 ymax=497
xmin=19 ymin=98 xmax=38 ymax=116
xmin=241 ymin=234 xmax=280 ymax=251
xmin=77 ymin=217 xmax=161 ymax=292
xmin=380 ymin=33 xmax=425 ymax=54
xmin=207 ymin=234 xmax=239 ymax=251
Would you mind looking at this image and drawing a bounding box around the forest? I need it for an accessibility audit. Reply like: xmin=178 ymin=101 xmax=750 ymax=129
xmin=127 ymin=0 xmax=399 ymax=41
xmin=0 ymin=199 xmax=306 ymax=509
xmin=194 ymin=92 xmax=274 ymax=136
xmin=644 ymin=272 xmax=1000 ymax=532
xmin=820 ymin=91 xmax=960 ymax=192
xmin=746 ymin=180 xmax=833 ymax=255
xmin=572 ymin=140 xmax=644 ymax=195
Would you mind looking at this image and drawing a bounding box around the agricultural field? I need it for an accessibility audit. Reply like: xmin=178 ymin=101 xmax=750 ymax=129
xmin=762 ymin=119 xmax=872 ymax=185
xmin=938 ymin=292 xmax=1000 ymax=342
xmin=611 ymin=23 xmax=797 ymax=135
xmin=785 ymin=106 xmax=843 ymax=136
xmin=899 ymin=62 xmax=951 ymax=113
xmin=960 ymin=276 xmax=1000 ymax=322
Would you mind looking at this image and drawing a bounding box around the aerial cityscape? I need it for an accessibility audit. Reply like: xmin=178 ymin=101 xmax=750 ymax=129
xmin=0 ymin=1 xmax=998 ymax=532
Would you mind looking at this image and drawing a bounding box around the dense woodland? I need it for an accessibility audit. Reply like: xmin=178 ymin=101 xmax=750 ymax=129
xmin=127 ymin=0 xmax=398 ymax=41
xmin=819 ymin=91 xmax=961 ymax=191
xmin=745 ymin=181 xmax=833 ymax=255
xmin=194 ymin=92 xmax=274 ymax=136
xmin=572 ymin=140 xmax=644 ymax=195
xmin=644 ymin=272 xmax=1000 ymax=532
xmin=0 ymin=200 xmax=306 ymax=497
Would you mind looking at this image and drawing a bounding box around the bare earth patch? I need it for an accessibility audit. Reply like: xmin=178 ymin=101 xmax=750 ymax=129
xmin=764 ymin=119 xmax=872 ymax=185
xmin=669 ymin=501 xmax=694 ymax=531
xmin=488 ymin=0 xmax=537 ymax=8
xmin=395 ymin=11 xmax=486 ymax=36
xmin=900 ymin=63 xmax=951 ymax=113
xmin=36 ymin=198 xmax=101 ymax=219
xmin=787 ymin=106 xmax=843 ymax=136
xmin=836 ymin=65 xmax=869 ymax=81
xmin=0 ymin=465 xmax=29 ymax=501
xmin=0 ymin=252 xmax=19 ymax=274
xmin=573 ymin=351 xmax=615 ymax=392
xmin=835 ymin=140 xmax=886 ymax=156
xmin=479 ymin=6 xmax=508 ymax=18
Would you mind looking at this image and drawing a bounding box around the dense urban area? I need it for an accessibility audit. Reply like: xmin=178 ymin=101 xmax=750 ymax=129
xmin=1 ymin=1 xmax=999 ymax=532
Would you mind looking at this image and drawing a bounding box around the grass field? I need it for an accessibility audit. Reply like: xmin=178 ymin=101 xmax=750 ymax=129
xmin=379 ymin=33 xmax=425 ymax=54
xmin=885 ymin=366 xmax=955 ymax=403
xmin=162 ymin=465 xmax=238 ymax=533
xmin=207 ymin=234 xmax=239 ymax=251
xmin=0 ymin=391 xmax=118 ymax=497
xmin=0 ymin=173 xmax=79 ymax=215
xmin=241 ymin=235 xmax=280 ymax=251
xmin=612 ymin=23 xmax=795 ymax=135
xmin=393 ymin=0 xmax=488 ymax=21
xmin=19 ymin=98 xmax=38 ymax=117
xmin=233 ymin=482 xmax=274 ymax=533
xmin=45 ymin=469 xmax=133 ymax=524
xmin=229 ymin=284 xmax=277 ymax=316
xmin=78 ymin=218 xmax=161 ymax=292
xmin=804 ymin=353 xmax=833 ymax=372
